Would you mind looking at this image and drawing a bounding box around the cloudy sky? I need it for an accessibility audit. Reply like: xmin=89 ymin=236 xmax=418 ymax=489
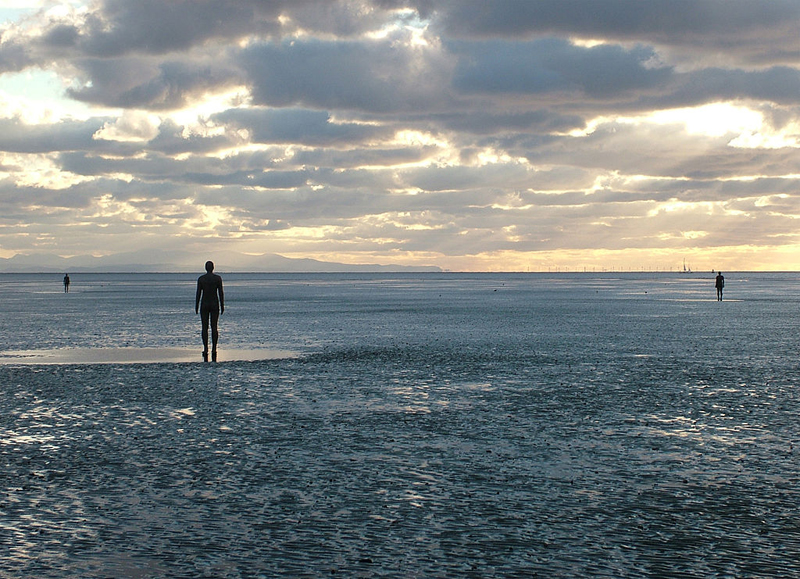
xmin=2 ymin=0 xmax=800 ymax=271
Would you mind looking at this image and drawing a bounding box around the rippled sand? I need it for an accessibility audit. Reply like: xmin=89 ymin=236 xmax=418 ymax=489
xmin=2 ymin=273 xmax=800 ymax=576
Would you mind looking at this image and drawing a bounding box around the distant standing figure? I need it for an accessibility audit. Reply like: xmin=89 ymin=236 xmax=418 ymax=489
xmin=715 ymin=272 xmax=725 ymax=301
xmin=195 ymin=261 xmax=224 ymax=361
xmin=63 ymin=273 xmax=70 ymax=293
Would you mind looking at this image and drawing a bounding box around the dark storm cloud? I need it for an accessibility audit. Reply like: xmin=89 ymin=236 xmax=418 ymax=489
xmin=65 ymin=56 xmax=240 ymax=110
xmin=239 ymin=38 xmax=451 ymax=113
xmin=290 ymin=146 xmax=440 ymax=170
xmin=0 ymin=117 xmax=106 ymax=153
xmin=184 ymin=169 xmax=313 ymax=189
xmin=451 ymin=39 xmax=671 ymax=99
xmin=58 ymin=150 xmax=299 ymax=185
xmin=213 ymin=108 xmax=394 ymax=146
xmin=0 ymin=178 xmax=97 ymax=209
xmin=76 ymin=0 xmax=262 ymax=57
xmin=431 ymin=110 xmax=585 ymax=135
xmin=21 ymin=0 xmax=421 ymax=61
xmin=431 ymin=0 xmax=800 ymax=46
xmin=658 ymin=67 xmax=800 ymax=108
xmin=429 ymin=0 xmax=800 ymax=82
xmin=41 ymin=24 xmax=80 ymax=48
xmin=146 ymin=120 xmax=242 ymax=156
xmin=401 ymin=163 xmax=537 ymax=192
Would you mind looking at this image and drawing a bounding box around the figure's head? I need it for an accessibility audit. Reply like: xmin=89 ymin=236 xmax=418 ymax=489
xmin=205 ymin=260 xmax=214 ymax=272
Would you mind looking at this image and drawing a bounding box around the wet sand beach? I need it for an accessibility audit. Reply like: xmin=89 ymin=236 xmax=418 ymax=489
xmin=2 ymin=272 xmax=800 ymax=577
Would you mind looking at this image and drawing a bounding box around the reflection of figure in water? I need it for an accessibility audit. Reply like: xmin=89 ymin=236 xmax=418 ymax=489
xmin=715 ymin=271 xmax=725 ymax=301
xmin=195 ymin=261 xmax=224 ymax=361
xmin=63 ymin=273 xmax=70 ymax=293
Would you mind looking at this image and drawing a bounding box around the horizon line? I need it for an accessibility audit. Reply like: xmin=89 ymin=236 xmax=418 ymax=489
xmin=0 ymin=269 xmax=792 ymax=275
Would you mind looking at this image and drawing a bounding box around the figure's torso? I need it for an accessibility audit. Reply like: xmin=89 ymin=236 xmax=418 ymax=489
xmin=198 ymin=273 xmax=222 ymax=307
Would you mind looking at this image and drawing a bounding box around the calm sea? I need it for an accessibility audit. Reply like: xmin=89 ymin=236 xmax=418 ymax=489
xmin=1 ymin=272 xmax=799 ymax=577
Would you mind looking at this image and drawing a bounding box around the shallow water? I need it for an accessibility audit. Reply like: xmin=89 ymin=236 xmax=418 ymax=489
xmin=2 ymin=272 xmax=800 ymax=577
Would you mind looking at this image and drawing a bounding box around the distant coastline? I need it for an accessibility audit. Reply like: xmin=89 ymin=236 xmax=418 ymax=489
xmin=1 ymin=252 xmax=796 ymax=275
xmin=0 ymin=252 xmax=442 ymax=274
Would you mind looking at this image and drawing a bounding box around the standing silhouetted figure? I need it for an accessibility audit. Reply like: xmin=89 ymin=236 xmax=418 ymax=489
xmin=195 ymin=261 xmax=224 ymax=361
xmin=715 ymin=272 xmax=725 ymax=301
xmin=63 ymin=273 xmax=70 ymax=293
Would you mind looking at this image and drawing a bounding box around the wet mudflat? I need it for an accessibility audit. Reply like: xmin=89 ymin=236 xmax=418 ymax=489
xmin=2 ymin=272 xmax=799 ymax=577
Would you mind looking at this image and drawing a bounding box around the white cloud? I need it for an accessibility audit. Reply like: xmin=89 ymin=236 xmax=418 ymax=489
xmin=93 ymin=110 xmax=161 ymax=142
xmin=646 ymin=103 xmax=763 ymax=137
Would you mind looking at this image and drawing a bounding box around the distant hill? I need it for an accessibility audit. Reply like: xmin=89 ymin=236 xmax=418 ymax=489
xmin=0 ymin=251 xmax=441 ymax=273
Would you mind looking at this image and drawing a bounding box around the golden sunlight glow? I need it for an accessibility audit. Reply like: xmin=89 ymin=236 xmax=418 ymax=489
xmin=755 ymin=194 xmax=789 ymax=207
xmin=373 ymin=211 xmax=447 ymax=230
xmin=87 ymin=194 xmax=141 ymax=221
xmin=185 ymin=204 xmax=232 ymax=232
xmin=209 ymin=142 xmax=275 ymax=160
xmin=729 ymin=129 xmax=800 ymax=149
xmin=572 ymin=103 xmax=800 ymax=149
xmin=681 ymin=231 xmax=709 ymax=240
xmin=93 ymin=110 xmax=161 ymax=142
xmin=387 ymin=130 xmax=455 ymax=167
xmin=570 ymin=38 xmax=607 ymax=48
xmin=168 ymin=86 xmax=252 ymax=128
xmin=502 ymin=225 xmax=524 ymax=242
xmin=475 ymin=148 xmax=518 ymax=165
xmin=44 ymin=2 xmax=83 ymax=19
xmin=424 ymin=246 xmax=779 ymax=273
xmin=647 ymin=200 xmax=716 ymax=217
xmin=566 ymin=115 xmax=616 ymax=137
xmin=366 ymin=8 xmax=429 ymax=46
xmin=5 ymin=153 xmax=93 ymax=189
xmin=273 ymin=225 xmax=341 ymax=240
xmin=657 ymin=231 xmax=709 ymax=241
xmin=393 ymin=129 xmax=449 ymax=149
xmin=647 ymin=103 xmax=762 ymax=137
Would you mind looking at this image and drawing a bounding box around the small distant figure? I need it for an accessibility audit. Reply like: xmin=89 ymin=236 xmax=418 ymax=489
xmin=715 ymin=271 xmax=725 ymax=301
xmin=195 ymin=261 xmax=224 ymax=362
xmin=63 ymin=273 xmax=70 ymax=293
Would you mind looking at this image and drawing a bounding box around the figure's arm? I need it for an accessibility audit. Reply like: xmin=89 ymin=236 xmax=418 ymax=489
xmin=218 ymin=279 xmax=224 ymax=314
xmin=195 ymin=280 xmax=202 ymax=314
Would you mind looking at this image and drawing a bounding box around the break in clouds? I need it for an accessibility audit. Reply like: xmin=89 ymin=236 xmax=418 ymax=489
xmin=2 ymin=0 xmax=800 ymax=270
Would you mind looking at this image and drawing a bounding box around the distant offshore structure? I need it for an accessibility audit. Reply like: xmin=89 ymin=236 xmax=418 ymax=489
xmin=537 ymin=259 xmax=703 ymax=273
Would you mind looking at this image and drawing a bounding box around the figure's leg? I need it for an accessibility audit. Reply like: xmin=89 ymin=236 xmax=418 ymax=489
xmin=210 ymin=309 xmax=220 ymax=351
xmin=201 ymin=309 xmax=210 ymax=356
